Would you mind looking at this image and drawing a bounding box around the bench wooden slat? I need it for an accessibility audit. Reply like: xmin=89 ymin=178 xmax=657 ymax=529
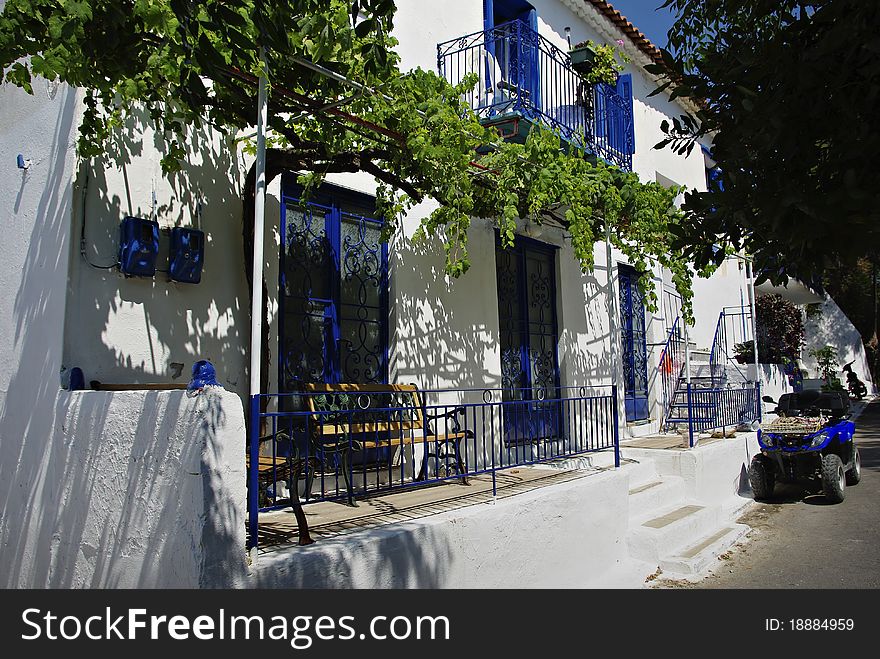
xmin=347 ymin=431 xmax=467 ymax=450
xmin=247 ymin=455 xmax=296 ymax=474
xmin=318 ymin=420 xmax=419 ymax=435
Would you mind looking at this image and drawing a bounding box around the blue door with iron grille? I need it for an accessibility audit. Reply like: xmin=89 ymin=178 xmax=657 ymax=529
xmin=618 ymin=264 xmax=649 ymax=422
xmin=484 ymin=0 xmax=541 ymax=114
xmin=279 ymin=178 xmax=388 ymax=391
xmin=496 ymin=236 xmax=561 ymax=444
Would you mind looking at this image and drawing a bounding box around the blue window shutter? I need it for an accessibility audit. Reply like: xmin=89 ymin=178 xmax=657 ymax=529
xmin=616 ymin=73 xmax=634 ymax=154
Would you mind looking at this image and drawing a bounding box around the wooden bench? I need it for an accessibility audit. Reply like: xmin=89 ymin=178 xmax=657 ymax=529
xmin=304 ymin=383 xmax=471 ymax=505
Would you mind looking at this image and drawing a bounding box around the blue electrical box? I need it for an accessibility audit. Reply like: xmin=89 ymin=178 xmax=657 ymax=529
xmin=118 ymin=216 xmax=160 ymax=277
xmin=169 ymin=227 xmax=205 ymax=284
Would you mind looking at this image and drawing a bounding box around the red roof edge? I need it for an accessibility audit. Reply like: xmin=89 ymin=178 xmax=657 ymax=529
xmin=583 ymin=0 xmax=665 ymax=67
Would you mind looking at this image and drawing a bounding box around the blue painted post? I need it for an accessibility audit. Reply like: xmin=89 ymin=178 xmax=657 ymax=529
xmin=247 ymin=394 xmax=260 ymax=550
xmin=612 ymin=385 xmax=620 ymax=468
xmin=687 ymin=382 xmax=695 ymax=448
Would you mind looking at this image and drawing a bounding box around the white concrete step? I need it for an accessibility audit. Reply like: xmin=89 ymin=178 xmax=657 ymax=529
xmin=627 ymin=476 xmax=686 ymax=520
xmin=659 ymin=523 xmax=750 ymax=577
xmin=627 ymin=501 xmax=721 ymax=564
xmin=619 ymin=457 xmax=659 ymax=490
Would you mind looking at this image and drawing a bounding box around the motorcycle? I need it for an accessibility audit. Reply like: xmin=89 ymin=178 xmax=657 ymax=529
xmin=842 ymin=361 xmax=868 ymax=400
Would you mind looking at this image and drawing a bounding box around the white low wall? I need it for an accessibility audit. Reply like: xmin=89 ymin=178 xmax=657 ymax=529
xmin=251 ymin=467 xmax=630 ymax=588
xmin=1 ymin=388 xmax=247 ymax=588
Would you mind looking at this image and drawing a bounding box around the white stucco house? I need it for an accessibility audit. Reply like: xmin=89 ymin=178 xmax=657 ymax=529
xmin=0 ymin=0 xmax=871 ymax=589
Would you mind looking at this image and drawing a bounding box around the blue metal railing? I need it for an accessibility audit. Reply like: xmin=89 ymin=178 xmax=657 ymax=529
xmin=684 ymin=382 xmax=761 ymax=447
xmin=658 ymin=317 xmax=686 ymax=430
xmin=247 ymin=384 xmax=618 ymax=548
xmin=709 ymin=305 xmax=753 ymax=386
xmin=436 ymin=20 xmax=633 ymax=170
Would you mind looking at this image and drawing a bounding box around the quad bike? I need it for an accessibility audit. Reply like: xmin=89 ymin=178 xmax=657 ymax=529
xmin=750 ymin=390 xmax=860 ymax=504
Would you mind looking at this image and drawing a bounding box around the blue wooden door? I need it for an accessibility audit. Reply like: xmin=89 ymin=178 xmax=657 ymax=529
xmin=280 ymin=181 xmax=388 ymax=390
xmin=496 ymin=237 xmax=561 ymax=444
xmin=484 ymin=0 xmax=541 ymax=114
xmin=619 ymin=264 xmax=649 ymax=422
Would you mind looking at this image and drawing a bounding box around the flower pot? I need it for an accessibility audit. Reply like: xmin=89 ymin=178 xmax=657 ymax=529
xmin=569 ymin=46 xmax=596 ymax=75
xmin=734 ymin=354 xmax=748 ymax=364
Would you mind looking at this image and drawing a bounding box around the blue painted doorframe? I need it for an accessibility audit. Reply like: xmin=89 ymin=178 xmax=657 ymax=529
xmin=618 ymin=264 xmax=650 ymax=422
xmin=279 ymin=176 xmax=389 ymax=392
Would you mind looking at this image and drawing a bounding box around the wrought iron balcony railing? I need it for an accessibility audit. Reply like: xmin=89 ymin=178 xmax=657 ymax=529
xmin=437 ymin=20 xmax=633 ymax=170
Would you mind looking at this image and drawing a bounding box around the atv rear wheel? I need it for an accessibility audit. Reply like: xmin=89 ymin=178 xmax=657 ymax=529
xmin=748 ymin=456 xmax=775 ymax=501
xmin=821 ymin=454 xmax=846 ymax=503
xmin=846 ymin=446 xmax=861 ymax=485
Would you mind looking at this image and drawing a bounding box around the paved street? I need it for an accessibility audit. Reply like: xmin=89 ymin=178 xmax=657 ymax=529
xmin=677 ymin=400 xmax=880 ymax=588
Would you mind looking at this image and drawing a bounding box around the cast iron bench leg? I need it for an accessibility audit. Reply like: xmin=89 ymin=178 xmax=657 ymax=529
xmin=290 ymin=459 xmax=314 ymax=546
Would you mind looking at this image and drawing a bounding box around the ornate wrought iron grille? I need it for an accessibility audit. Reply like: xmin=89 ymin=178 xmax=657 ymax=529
xmin=495 ymin=236 xmax=562 ymax=444
xmin=280 ymin=184 xmax=388 ymax=394
xmin=618 ymin=264 xmax=649 ymax=421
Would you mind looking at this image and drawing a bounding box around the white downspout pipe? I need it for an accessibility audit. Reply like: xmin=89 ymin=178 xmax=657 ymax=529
xmin=247 ymin=49 xmax=268 ymax=558
xmin=249 ymin=49 xmax=269 ymax=402
xmin=605 ymin=225 xmax=623 ymax=446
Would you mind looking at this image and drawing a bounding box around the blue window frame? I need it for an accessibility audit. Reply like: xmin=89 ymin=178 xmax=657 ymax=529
xmin=618 ymin=264 xmax=649 ymax=422
xmin=279 ymin=175 xmax=389 ymax=392
xmin=495 ymin=234 xmax=562 ymax=443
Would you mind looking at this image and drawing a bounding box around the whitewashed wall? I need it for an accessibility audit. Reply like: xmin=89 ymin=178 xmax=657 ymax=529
xmin=2 ymin=388 xmax=246 ymax=588
xmin=0 ymin=78 xmax=248 ymax=587
xmin=690 ymin=257 xmax=753 ymax=352
xmin=802 ymin=295 xmax=875 ymax=392
xmin=63 ymin=117 xmax=251 ymax=398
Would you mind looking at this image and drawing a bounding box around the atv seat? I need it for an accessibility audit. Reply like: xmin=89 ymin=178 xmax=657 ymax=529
xmin=777 ymin=390 xmax=849 ymax=418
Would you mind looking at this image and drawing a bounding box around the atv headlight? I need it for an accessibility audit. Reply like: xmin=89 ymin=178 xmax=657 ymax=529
xmin=760 ymin=434 xmax=775 ymax=448
xmin=810 ymin=431 xmax=829 ymax=448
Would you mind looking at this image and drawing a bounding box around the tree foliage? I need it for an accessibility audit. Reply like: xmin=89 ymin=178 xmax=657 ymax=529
xmin=650 ymin=0 xmax=880 ymax=289
xmin=1 ymin=0 xmax=702 ymax=317
xmin=756 ymin=293 xmax=805 ymax=364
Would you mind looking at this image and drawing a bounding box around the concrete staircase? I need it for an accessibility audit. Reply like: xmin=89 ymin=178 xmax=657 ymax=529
xmin=624 ymin=456 xmax=750 ymax=579
xmin=664 ymin=349 xmax=750 ymax=432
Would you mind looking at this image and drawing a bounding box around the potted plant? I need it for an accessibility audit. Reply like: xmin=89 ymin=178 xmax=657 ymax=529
xmin=568 ymin=40 xmax=597 ymax=75
xmin=733 ymin=340 xmax=754 ymax=364
xmin=568 ymin=39 xmax=629 ymax=85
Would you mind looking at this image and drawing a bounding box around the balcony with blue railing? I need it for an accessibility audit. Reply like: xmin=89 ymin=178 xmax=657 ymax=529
xmin=437 ymin=20 xmax=634 ymax=170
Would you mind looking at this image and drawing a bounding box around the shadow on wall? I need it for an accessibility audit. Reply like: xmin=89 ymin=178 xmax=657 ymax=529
xmin=391 ymin=220 xmax=618 ymax=395
xmin=0 ymin=84 xmax=79 ymax=588
xmin=253 ymin=523 xmax=453 ymax=588
xmin=558 ymin=257 xmax=616 ymax=388
xmin=802 ymin=296 xmax=875 ymax=390
xmin=0 ymin=89 xmax=248 ymax=587
xmin=390 ymin=223 xmax=499 ymax=393
xmin=63 ymin=105 xmax=250 ymax=398
xmin=3 ymin=389 xmax=245 ymax=588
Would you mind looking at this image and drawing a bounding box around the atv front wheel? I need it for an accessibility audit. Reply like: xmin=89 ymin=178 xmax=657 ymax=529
xmin=749 ymin=456 xmax=775 ymax=501
xmin=846 ymin=446 xmax=862 ymax=485
xmin=821 ymin=454 xmax=846 ymax=503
